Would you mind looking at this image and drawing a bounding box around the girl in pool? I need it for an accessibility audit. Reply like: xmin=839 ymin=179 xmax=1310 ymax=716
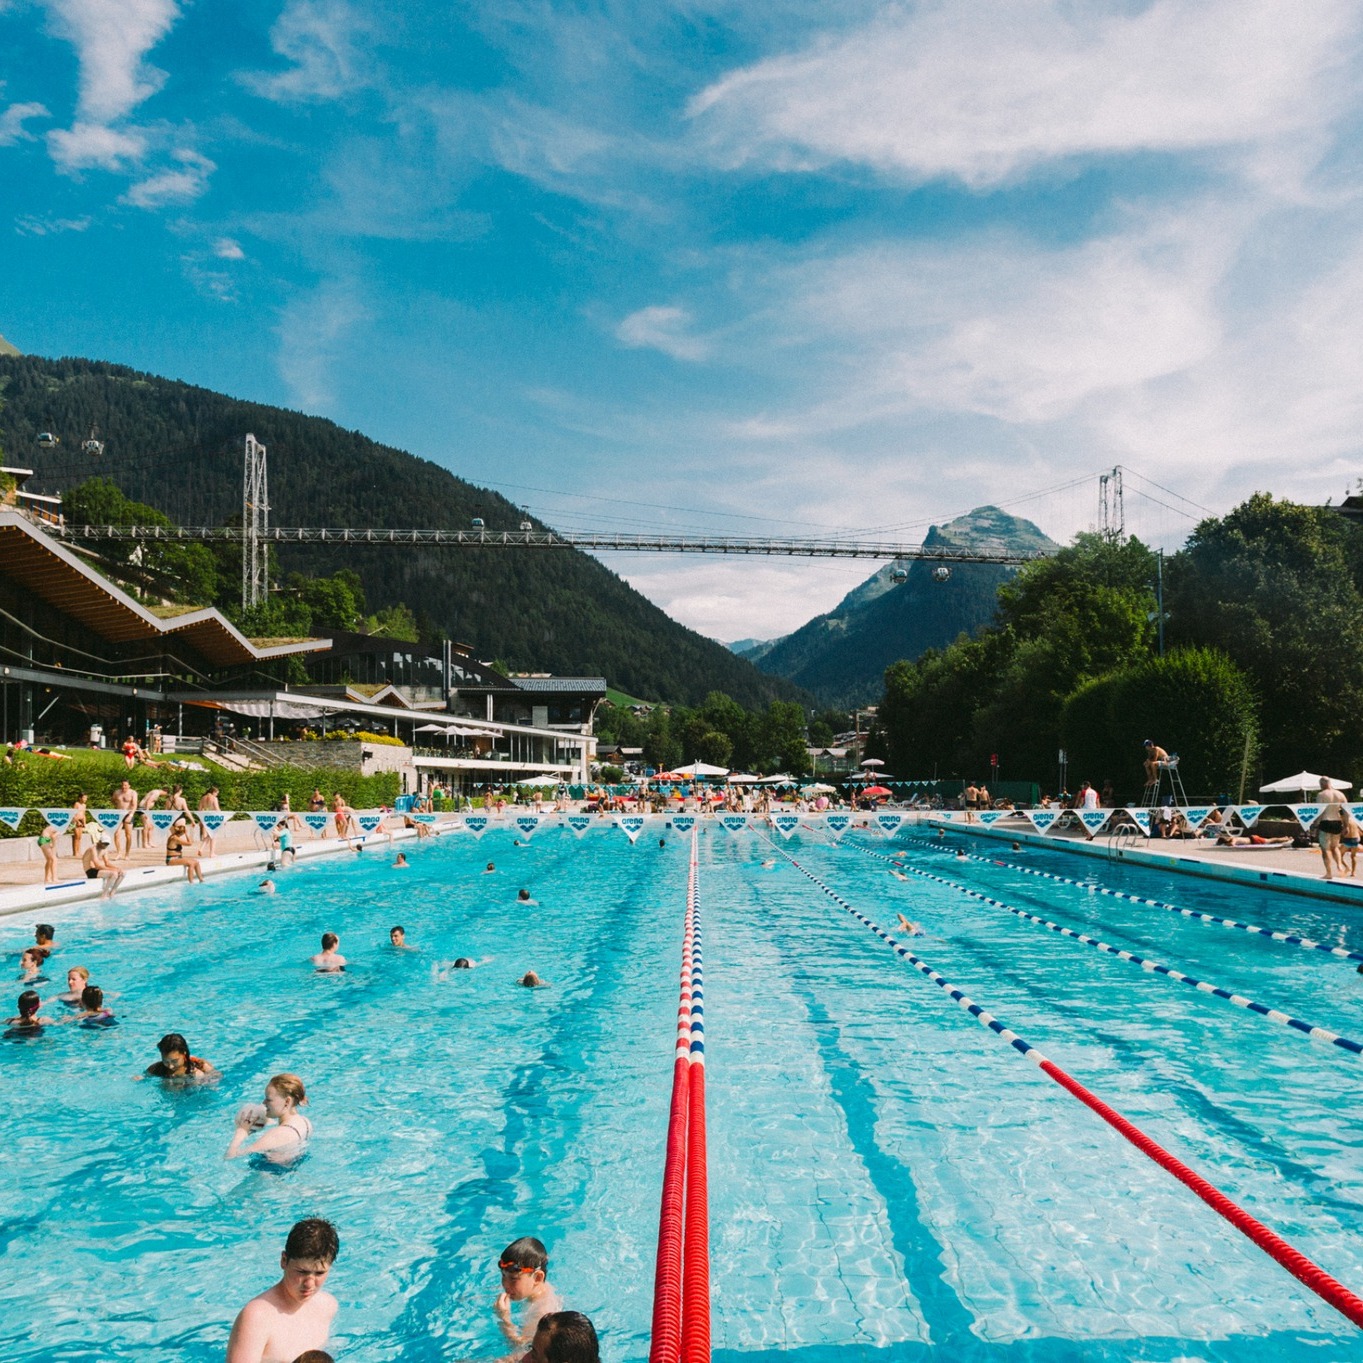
xmin=6 ymin=990 xmax=53 ymax=1032
xmin=17 ymin=950 xmax=48 ymax=985
xmin=226 ymin=1073 xmax=314 ymax=1164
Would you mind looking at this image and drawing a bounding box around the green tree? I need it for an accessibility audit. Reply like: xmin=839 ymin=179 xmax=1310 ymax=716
xmin=694 ymin=730 xmax=734 ymax=768
xmin=644 ymin=708 xmax=682 ymax=771
xmin=1062 ymin=647 xmax=1259 ymax=800
xmin=1167 ymin=494 xmax=1363 ymax=778
xmin=759 ymin=700 xmax=811 ymax=776
xmin=367 ymin=603 xmax=419 ymax=641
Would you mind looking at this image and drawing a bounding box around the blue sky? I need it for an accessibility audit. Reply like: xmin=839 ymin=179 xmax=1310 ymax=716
xmin=3 ymin=1 xmax=1363 ymax=641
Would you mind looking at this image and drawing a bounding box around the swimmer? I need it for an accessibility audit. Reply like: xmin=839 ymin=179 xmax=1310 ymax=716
xmin=17 ymin=949 xmax=48 ymax=984
xmin=517 ymin=888 xmax=536 ymax=905
xmin=6 ymin=989 xmax=52 ymax=1031
xmin=494 ymin=1235 xmax=563 ymax=1351
xmin=393 ymin=852 xmax=409 ymax=868
xmin=257 ymin=879 xmax=277 ymax=895
xmin=524 ymin=1312 xmax=599 ymax=1363
xmin=226 ymin=1217 xmax=338 ymax=1363
xmin=519 ymin=971 xmax=547 ymax=988
xmin=58 ymin=965 xmax=90 ymax=1003
xmin=452 ymin=958 xmax=473 ymax=970
xmin=659 ymin=838 xmax=666 ymax=847
xmin=760 ymin=859 xmax=776 ymax=870
xmin=485 ymin=862 xmax=496 ymax=874
xmin=935 ymin=827 xmax=945 ymax=839
xmin=1010 ymin=842 xmax=1022 ymax=852
xmin=226 ymin=1073 xmax=314 ymax=1164
xmin=33 ymin=924 xmax=56 ymax=958
xmin=312 ymin=933 xmax=346 ymax=973
xmin=955 ymin=849 xmax=967 ymax=860
xmin=896 ymin=914 xmax=924 ymax=937
xmin=389 ymin=926 xmax=413 ymax=950
xmin=71 ymin=983 xmax=115 ymax=1026
xmin=143 ymin=1032 xmax=219 ymax=1082
xmin=890 ymin=869 xmax=908 ymax=881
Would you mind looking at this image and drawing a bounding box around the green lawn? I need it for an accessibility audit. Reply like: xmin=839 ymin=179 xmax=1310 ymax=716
xmin=605 ymin=688 xmax=656 ymax=709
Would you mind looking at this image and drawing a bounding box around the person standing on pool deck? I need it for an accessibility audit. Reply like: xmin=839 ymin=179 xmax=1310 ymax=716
xmin=1316 ymin=776 xmax=1349 ymax=879
xmin=494 ymin=1236 xmax=563 ymax=1352
xmin=226 ymin=1218 xmax=339 ymax=1363
xmin=112 ymin=780 xmax=137 ymax=859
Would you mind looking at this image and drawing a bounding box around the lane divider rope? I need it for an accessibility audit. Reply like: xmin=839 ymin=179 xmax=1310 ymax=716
xmin=853 ymin=844 xmax=1363 ymax=1058
xmin=758 ymin=833 xmax=1363 ymax=1332
xmin=901 ymin=834 xmax=1363 ymax=964
xmin=649 ymin=831 xmax=711 ymax=1363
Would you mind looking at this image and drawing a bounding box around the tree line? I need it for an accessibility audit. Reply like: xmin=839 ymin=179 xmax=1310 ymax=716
xmin=877 ymin=494 xmax=1363 ymax=801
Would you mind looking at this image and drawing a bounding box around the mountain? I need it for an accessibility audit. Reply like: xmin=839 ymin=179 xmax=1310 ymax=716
xmin=0 ymin=353 xmax=807 ymax=709
xmin=725 ymin=636 xmax=782 ymax=661
xmin=752 ymin=506 xmax=1058 ymax=707
xmin=0 ymin=334 xmax=19 ymax=358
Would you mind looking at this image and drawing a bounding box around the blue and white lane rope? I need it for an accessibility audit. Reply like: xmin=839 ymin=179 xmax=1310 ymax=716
xmin=897 ymin=834 xmax=1363 ymax=965
xmin=854 ymin=844 xmax=1363 ymax=1058
xmin=755 ymin=834 xmax=1363 ymax=1331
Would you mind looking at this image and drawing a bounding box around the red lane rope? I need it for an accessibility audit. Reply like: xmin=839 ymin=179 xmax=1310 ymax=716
xmin=1040 ymin=1059 xmax=1363 ymax=1329
xmin=651 ymin=832 xmax=711 ymax=1363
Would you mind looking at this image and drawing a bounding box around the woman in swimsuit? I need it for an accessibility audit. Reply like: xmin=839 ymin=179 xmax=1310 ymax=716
xmin=37 ymin=825 xmax=58 ymax=884
xmin=17 ymin=949 xmax=48 ymax=984
xmin=226 ymin=1073 xmax=314 ymax=1164
xmin=165 ymin=818 xmax=205 ymax=883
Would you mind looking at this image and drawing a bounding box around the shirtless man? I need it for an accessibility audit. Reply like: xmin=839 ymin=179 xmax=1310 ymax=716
xmin=226 ymin=1219 xmax=339 ymax=1363
xmin=1316 ymin=775 xmax=1349 ymax=880
xmin=1142 ymin=740 xmax=1169 ymax=790
xmin=82 ymin=834 xmax=125 ymax=900
xmin=111 ymin=780 xmax=137 ymax=860
xmin=312 ymin=933 xmax=346 ymax=972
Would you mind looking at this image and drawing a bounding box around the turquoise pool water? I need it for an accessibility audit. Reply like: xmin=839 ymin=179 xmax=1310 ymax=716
xmin=3 ymin=822 xmax=1363 ymax=1361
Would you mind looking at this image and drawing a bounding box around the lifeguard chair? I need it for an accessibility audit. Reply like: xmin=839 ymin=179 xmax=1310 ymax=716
xmin=1142 ymin=753 xmax=1188 ymax=808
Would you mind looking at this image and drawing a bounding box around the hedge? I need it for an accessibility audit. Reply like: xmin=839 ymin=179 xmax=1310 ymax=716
xmin=0 ymin=755 xmax=400 ymax=838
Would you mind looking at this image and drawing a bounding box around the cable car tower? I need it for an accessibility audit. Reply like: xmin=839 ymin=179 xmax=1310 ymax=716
xmin=242 ymin=433 xmax=269 ymax=609
xmin=1099 ymin=466 xmax=1124 ymax=540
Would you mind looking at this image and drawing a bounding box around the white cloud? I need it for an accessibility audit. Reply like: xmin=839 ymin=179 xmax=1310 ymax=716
xmin=14 ymin=214 xmax=91 ymax=235
xmin=690 ymin=0 xmax=1362 ymax=187
xmin=617 ymin=305 xmax=708 ymax=361
xmin=0 ymin=101 xmax=50 ymax=144
xmin=44 ymin=0 xmax=179 ymax=123
xmin=245 ymin=0 xmax=369 ymax=102
xmin=47 ymin=119 xmax=145 ymax=170
xmin=214 ymin=237 xmax=245 ymax=259
xmin=120 ymin=148 xmax=214 ymax=207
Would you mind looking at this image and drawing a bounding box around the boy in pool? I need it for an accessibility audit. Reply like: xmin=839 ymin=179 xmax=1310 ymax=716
xmin=312 ymin=933 xmax=346 ymax=972
xmin=32 ymin=924 xmax=56 ymax=960
xmin=522 ymin=1312 xmax=599 ymax=1363
xmin=226 ymin=1218 xmax=339 ymax=1363
xmin=493 ymin=1236 xmax=563 ymax=1351
xmin=389 ymin=926 xmax=413 ymax=950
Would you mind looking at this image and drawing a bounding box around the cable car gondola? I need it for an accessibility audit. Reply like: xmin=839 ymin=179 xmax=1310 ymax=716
xmin=82 ymin=425 xmax=104 ymax=456
xmin=36 ymin=431 xmax=58 ymax=448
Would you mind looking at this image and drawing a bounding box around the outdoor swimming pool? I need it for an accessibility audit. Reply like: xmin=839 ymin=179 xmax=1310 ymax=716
xmin=3 ymin=821 xmax=1363 ymax=1361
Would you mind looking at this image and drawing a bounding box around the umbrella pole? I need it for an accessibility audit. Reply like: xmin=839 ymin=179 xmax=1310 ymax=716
xmin=1238 ymin=731 xmax=1251 ymax=805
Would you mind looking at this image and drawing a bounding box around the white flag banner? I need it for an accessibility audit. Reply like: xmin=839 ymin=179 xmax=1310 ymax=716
xmin=671 ymin=815 xmax=696 ymax=833
xmin=1022 ymin=809 xmax=1060 ymax=835
xmin=1123 ymin=807 xmax=1151 ymax=835
xmin=1181 ymin=807 xmax=1215 ymax=832
xmin=616 ymin=815 xmax=646 ymax=844
xmin=41 ymin=809 xmax=74 ymax=831
xmin=720 ymin=814 xmax=749 ymax=835
xmin=412 ymin=813 xmax=436 ymax=826
xmin=1289 ymin=804 xmax=1327 ymax=832
xmin=149 ymin=811 xmax=177 ymax=831
xmin=464 ymin=815 xmax=490 ymax=839
xmin=874 ymin=813 xmax=904 ymax=836
xmin=0 ymin=807 xmax=28 ymax=829
xmin=1078 ymin=810 xmax=1112 ymax=836
xmin=824 ymin=814 xmax=850 ymax=839
xmin=771 ymin=813 xmax=801 ymax=839
xmin=93 ymin=810 xmax=124 ymax=831
xmin=252 ymin=812 xmax=282 ymax=835
xmin=513 ymin=815 xmax=543 ymax=840
xmin=199 ymin=812 xmax=229 ymax=833
xmin=976 ymin=810 xmax=1006 ymax=827
xmin=566 ymin=814 xmax=592 ymax=837
xmin=1229 ymin=806 xmax=1263 ymax=829
xmin=356 ymin=814 xmax=383 ymax=834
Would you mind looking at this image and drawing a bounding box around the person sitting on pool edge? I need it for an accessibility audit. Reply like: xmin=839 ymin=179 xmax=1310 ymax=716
xmin=312 ymin=934 xmax=346 ymax=973
xmin=226 ymin=1218 xmax=339 ymax=1363
xmin=143 ymin=1032 xmax=219 ymax=1083
xmin=521 ymin=1311 xmax=600 ymax=1363
xmin=494 ymin=1235 xmax=563 ymax=1351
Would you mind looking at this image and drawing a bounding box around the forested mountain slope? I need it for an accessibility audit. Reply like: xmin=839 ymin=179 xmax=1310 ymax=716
xmin=0 ymin=353 xmax=804 ymax=707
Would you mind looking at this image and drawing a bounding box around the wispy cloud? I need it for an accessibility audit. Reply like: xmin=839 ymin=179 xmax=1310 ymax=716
xmin=213 ymin=237 xmax=245 ymax=260
xmin=243 ymin=0 xmax=371 ymax=103
xmin=47 ymin=119 xmax=145 ymax=171
xmin=44 ymin=0 xmax=180 ymax=123
xmin=617 ymin=305 xmax=708 ymax=361
xmin=120 ymin=148 xmax=214 ymax=207
xmin=15 ymin=213 xmax=92 ymax=236
xmin=276 ymin=276 xmax=367 ymax=411
xmin=691 ymin=0 xmax=1362 ymax=188
xmin=0 ymin=101 xmax=50 ymax=145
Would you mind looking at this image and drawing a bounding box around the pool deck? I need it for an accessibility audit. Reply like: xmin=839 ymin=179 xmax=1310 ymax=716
xmin=0 ymin=817 xmax=462 ymax=918
xmin=923 ymin=814 xmax=1363 ymax=909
